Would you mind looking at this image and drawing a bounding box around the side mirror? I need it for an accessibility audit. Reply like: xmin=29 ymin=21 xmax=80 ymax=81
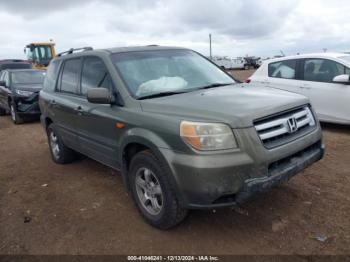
xmin=87 ymin=87 xmax=113 ymax=104
xmin=332 ymin=74 xmax=350 ymax=84
xmin=0 ymin=80 xmax=6 ymax=87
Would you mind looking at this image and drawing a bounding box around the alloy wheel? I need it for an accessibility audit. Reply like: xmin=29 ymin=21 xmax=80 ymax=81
xmin=49 ymin=131 xmax=60 ymax=160
xmin=135 ymin=167 xmax=164 ymax=216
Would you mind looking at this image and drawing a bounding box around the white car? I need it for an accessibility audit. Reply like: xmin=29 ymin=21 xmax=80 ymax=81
xmin=212 ymin=56 xmax=246 ymax=70
xmin=248 ymin=53 xmax=350 ymax=125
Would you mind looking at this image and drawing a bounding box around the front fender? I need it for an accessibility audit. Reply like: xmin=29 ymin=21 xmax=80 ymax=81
xmin=118 ymin=127 xmax=186 ymax=205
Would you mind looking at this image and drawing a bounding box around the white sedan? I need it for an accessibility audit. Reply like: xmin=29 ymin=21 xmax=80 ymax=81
xmin=247 ymin=53 xmax=350 ymax=125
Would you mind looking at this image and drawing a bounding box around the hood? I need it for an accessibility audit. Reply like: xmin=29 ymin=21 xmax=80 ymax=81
xmin=13 ymin=83 xmax=43 ymax=93
xmin=140 ymin=84 xmax=309 ymax=128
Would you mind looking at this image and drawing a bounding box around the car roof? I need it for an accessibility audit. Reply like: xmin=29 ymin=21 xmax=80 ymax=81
xmin=7 ymin=69 xmax=45 ymax=73
xmin=103 ymin=45 xmax=188 ymax=53
xmin=267 ymin=52 xmax=350 ymax=63
xmin=0 ymin=59 xmax=29 ymax=64
xmin=53 ymin=45 xmax=190 ymax=60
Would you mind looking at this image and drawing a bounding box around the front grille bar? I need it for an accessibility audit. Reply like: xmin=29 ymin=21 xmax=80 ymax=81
xmin=255 ymin=106 xmax=316 ymax=147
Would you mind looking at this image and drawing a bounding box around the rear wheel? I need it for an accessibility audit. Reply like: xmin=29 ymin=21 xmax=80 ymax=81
xmin=244 ymin=64 xmax=250 ymax=70
xmin=129 ymin=151 xmax=188 ymax=229
xmin=47 ymin=124 xmax=77 ymax=164
xmin=10 ymin=104 xmax=23 ymax=124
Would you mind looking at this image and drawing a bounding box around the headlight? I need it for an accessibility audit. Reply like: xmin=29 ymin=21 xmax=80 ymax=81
xmin=180 ymin=121 xmax=238 ymax=151
xmin=16 ymin=90 xmax=34 ymax=96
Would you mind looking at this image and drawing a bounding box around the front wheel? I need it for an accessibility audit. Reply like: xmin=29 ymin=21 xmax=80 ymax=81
xmin=10 ymin=104 xmax=23 ymax=124
xmin=129 ymin=151 xmax=188 ymax=229
xmin=244 ymin=64 xmax=250 ymax=70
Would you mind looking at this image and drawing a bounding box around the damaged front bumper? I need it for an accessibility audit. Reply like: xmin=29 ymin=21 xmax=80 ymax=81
xmin=13 ymin=92 xmax=41 ymax=116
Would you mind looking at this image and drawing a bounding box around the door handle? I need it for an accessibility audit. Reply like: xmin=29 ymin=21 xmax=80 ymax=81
xmin=75 ymin=106 xmax=85 ymax=115
xmin=300 ymin=85 xmax=311 ymax=90
xmin=50 ymin=100 xmax=58 ymax=108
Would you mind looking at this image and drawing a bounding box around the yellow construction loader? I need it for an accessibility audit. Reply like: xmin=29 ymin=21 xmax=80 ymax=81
xmin=24 ymin=41 xmax=56 ymax=70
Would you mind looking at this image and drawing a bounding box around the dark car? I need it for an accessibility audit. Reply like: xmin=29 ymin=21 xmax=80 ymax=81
xmin=0 ymin=69 xmax=45 ymax=124
xmin=39 ymin=46 xmax=324 ymax=229
xmin=0 ymin=59 xmax=32 ymax=73
xmin=244 ymin=57 xmax=261 ymax=69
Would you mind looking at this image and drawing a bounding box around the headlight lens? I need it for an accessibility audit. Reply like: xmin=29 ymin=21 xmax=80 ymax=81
xmin=16 ymin=90 xmax=34 ymax=96
xmin=180 ymin=121 xmax=238 ymax=151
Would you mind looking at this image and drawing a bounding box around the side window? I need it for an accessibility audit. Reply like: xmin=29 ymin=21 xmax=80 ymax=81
xmin=60 ymin=59 xmax=80 ymax=94
xmin=304 ymin=59 xmax=345 ymax=83
xmin=43 ymin=60 xmax=60 ymax=91
xmin=345 ymin=67 xmax=350 ymax=75
xmin=81 ymin=57 xmax=112 ymax=96
xmin=4 ymin=72 xmax=10 ymax=87
xmin=268 ymin=60 xmax=296 ymax=79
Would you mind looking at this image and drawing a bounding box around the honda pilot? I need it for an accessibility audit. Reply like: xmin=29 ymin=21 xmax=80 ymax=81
xmin=39 ymin=46 xmax=324 ymax=229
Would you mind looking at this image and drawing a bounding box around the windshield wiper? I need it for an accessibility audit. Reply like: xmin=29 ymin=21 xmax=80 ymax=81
xmin=195 ymin=83 xmax=233 ymax=90
xmin=137 ymin=91 xmax=187 ymax=100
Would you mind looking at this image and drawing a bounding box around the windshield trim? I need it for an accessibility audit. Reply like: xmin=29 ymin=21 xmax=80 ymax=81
xmin=110 ymin=49 xmax=237 ymax=100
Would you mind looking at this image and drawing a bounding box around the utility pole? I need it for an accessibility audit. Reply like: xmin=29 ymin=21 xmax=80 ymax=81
xmin=209 ymin=34 xmax=212 ymax=60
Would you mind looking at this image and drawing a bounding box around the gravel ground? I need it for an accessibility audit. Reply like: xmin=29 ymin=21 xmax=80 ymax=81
xmin=0 ymin=70 xmax=349 ymax=255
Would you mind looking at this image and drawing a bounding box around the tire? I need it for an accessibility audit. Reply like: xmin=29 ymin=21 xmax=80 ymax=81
xmin=10 ymin=103 xmax=23 ymax=124
xmin=0 ymin=107 xmax=6 ymax=116
xmin=129 ymin=150 xmax=188 ymax=229
xmin=244 ymin=64 xmax=250 ymax=70
xmin=47 ymin=124 xmax=77 ymax=164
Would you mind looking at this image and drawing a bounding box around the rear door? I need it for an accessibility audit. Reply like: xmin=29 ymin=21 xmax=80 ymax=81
xmin=265 ymin=59 xmax=302 ymax=93
xmin=74 ymin=56 xmax=122 ymax=169
xmin=50 ymin=58 xmax=82 ymax=151
xmin=300 ymin=58 xmax=350 ymax=123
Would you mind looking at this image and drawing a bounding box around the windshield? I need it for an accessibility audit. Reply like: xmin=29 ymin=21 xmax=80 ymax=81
xmin=11 ymin=71 xmax=46 ymax=85
xmin=339 ymin=56 xmax=350 ymax=64
xmin=26 ymin=45 xmax=53 ymax=66
xmin=111 ymin=49 xmax=235 ymax=98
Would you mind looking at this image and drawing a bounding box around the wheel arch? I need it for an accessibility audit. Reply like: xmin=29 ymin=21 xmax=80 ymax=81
xmin=119 ymin=130 xmax=184 ymax=204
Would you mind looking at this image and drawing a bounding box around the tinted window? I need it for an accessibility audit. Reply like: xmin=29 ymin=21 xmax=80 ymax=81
xmin=268 ymin=60 xmax=296 ymax=79
xmin=44 ymin=60 xmax=60 ymax=91
xmin=60 ymin=59 xmax=80 ymax=93
xmin=304 ymin=59 xmax=345 ymax=82
xmin=12 ymin=71 xmax=46 ymax=84
xmin=81 ymin=57 xmax=112 ymax=95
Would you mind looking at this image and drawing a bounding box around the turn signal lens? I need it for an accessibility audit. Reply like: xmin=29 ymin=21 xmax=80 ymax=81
xmin=180 ymin=121 xmax=237 ymax=151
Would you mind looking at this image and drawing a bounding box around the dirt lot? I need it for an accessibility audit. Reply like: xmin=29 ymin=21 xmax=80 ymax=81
xmin=0 ymin=70 xmax=349 ymax=255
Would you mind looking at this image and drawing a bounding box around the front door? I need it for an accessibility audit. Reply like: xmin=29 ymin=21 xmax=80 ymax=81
xmin=74 ymin=56 xmax=123 ymax=169
xmin=300 ymin=58 xmax=350 ymax=123
xmin=0 ymin=71 xmax=11 ymax=111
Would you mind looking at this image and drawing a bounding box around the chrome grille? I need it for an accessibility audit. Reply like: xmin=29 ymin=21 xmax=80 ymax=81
xmin=255 ymin=106 xmax=316 ymax=148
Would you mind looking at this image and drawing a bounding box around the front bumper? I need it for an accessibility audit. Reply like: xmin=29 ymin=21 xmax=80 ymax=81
xmin=13 ymin=93 xmax=41 ymax=116
xmin=235 ymin=141 xmax=324 ymax=204
xmin=161 ymin=126 xmax=324 ymax=209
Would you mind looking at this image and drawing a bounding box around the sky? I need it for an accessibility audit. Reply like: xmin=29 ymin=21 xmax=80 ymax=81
xmin=0 ymin=0 xmax=349 ymax=59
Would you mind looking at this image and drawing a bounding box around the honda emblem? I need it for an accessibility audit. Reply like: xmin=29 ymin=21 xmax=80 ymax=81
xmin=287 ymin=117 xmax=298 ymax=133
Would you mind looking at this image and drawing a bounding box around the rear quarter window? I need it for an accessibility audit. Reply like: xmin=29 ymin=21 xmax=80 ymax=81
xmin=43 ymin=60 xmax=60 ymax=91
xmin=268 ymin=60 xmax=297 ymax=79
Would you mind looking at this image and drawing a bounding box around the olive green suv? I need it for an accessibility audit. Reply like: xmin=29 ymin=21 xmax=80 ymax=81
xmin=39 ymin=46 xmax=324 ymax=229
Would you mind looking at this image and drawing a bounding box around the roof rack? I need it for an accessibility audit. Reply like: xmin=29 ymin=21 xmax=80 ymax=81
xmin=57 ymin=47 xmax=93 ymax=57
